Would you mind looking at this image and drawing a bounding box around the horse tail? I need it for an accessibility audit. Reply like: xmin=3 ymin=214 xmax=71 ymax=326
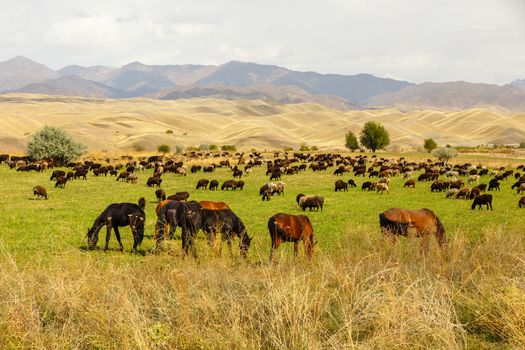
xmin=155 ymin=205 xmax=168 ymax=241
xmin=434 ymin=215 xmax=447 ymax=247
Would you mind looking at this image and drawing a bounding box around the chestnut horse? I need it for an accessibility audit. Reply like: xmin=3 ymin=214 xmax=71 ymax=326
xmin=379 ymin=208 xmax=446 ymax=250
xmin=268 ymin=213 xmax=315 ymax=262
xmin=199 ymin=200 xmax=230 ymax=210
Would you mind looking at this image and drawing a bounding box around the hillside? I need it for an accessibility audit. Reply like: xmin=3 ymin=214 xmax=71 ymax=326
xmin=366 ymin=82 xmax=525 ymax=111
xmin=0 ymin=94 xmax=523 ymax=153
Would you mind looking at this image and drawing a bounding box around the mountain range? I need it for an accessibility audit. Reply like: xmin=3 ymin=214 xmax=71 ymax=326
xmin=1 ymin=55 xmax=524 ymax=111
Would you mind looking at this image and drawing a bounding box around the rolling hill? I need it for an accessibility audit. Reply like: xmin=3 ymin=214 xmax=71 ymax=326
xmin=0 ymin=94 xmax=523 ymax=153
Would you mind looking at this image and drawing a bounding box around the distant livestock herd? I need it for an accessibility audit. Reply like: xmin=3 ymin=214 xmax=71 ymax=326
xmin=2 ymin=150 xmax=525 ymax=260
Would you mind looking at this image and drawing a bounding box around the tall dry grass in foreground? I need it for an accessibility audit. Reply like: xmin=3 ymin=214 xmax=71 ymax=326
xmin=1 ymin=227 xmax=525 ymax=349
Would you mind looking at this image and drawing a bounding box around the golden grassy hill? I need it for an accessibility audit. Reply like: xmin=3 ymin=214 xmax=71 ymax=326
xmin=0 ymin=94 xmax=524 ymax=153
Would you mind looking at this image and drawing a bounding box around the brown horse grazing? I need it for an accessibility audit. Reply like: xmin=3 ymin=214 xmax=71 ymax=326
xmin=199 ymin=201 xmax=230 ymax=210
xmin=268 ymin=213 xmax=315 ymax=262
xmin=379 ymin=208 xmax=447 ymax=250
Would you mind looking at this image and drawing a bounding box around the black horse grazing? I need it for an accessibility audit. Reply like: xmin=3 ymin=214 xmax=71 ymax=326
xmin=200 ymin=209 xmax=252 ymax=257
xmin=155 ymin=200 xmax=203 ymax=255
xmin=379 ymin=208 xmax=447 ymax=250
xmin=87 ymin=203 xmax=145 ymax=253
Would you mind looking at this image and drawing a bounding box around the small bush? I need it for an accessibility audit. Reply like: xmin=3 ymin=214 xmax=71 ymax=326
xmin=283 ymin=146 xmax=294 ymax=152
xmin=27 ymin=126 xmax=86 ymax=163
xmin=432 ymin=147 xmax=457 ymax=163
xmin=311 ymin=145 xmax=319 ymax=151
xmin=166 ymin=129 xmax=174 ymax=134
xmin=221 ymin=145 xmax=237 ymax=152
xmin=209 ymin=144 xmax=218 ymax=151
xmin=157 ymin=144 xmax=171 ymax=154
xmin=199 ymin=144 xmax=209 ymax=151
xmin=299 ymin=143 xmax=310 ymax=152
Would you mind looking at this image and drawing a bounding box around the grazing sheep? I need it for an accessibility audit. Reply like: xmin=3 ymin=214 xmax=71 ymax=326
xmin=404 ymin=179 xmax=416 ymax=188
xmin=127 ymin=174 xmax=138 ymax=184
xmin=519 ymin=196 xmax=525 ymax=208
xmin=335 ymin=180 xmax=348 ymax=192
xmin=196 ymin=179 xmax=209 ymax=190
xmin=146 ymin=176 xmax=162 ymax=187
xmin=348 ymin=179 xmax=357 ymax=188
xmin=376 ymin=183 xmax=389 ymax=194
xmin=518 ymin=183 xmax=525 ymax=194
xmin=488 ymin=179 xmax=500 ymax=191
xmin=33 ymin=185 xmax=48 ymax=200
xmin=471 ymin=194 xmax=493 ymax=210
xmin=209 ymin=180 xmax=219 ymax=191
xmin=468 ymin=175 xmax=481 ymax=184
xmin=446 ymin=188 xmax=459 ymax=198
xmin=456 ymin=187 xmax=471 ymax=200
xmin=117 ymin=171 xmax=130 ymax=181
xmin=55 ymin=176 xmax=67 ymax=189
xmin=299 ymin=195 xmax=324 ymax=211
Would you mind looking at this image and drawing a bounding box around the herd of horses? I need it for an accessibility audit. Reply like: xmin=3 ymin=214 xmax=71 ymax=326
xmin=2 ymin=150 xmax=524 ymax=260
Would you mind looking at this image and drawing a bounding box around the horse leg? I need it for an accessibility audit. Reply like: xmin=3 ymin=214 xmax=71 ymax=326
xmin=114 ymin=226 xmax=124 ymax=252
xmin=304 ymin=238 xmax=313 ymax=262
xmin=293 ymin=241 xmax=299 ymax=260
xmin=269 ymin=238 xmax=281 ymax=263
xmin=104 ymin=218 xmax=112 ymax=251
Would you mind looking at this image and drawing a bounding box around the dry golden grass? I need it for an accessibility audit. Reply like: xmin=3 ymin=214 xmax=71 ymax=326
xmin=1 ymin=94 xmax=524 ymax=153
xmin=1 ymin=226 xmax=525 ymax=349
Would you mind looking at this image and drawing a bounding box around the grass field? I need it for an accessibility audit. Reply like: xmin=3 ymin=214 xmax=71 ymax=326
xmin=1 ymin=152 xmax=525 ymax=349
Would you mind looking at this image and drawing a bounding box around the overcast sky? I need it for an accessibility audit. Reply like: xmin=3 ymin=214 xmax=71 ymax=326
xmin=1 ymin=0 xmax=524 ymax=84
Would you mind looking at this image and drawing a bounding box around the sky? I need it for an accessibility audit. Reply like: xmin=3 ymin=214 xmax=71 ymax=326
xmin=0 ymin=0 xmax=524 ymax=84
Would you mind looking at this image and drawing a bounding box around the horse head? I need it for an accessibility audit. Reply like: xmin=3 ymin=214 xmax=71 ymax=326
xmin=239 ymin=231 xmax=252 ymax=258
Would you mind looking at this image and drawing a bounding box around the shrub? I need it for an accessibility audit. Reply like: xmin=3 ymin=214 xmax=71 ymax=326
xmin=283 ymin=146 xmax=294 ymax=152
xmin=199 ymin=144 xmax=209 ymax=151
xmin=157 ymin=144 xmax=171 ymax=154
xmin=221 ymin=145 xmax=237 ymax=152
xmin=27 ymin=126 xmax=86 ymax=164
xmin=311 ymin=145 xmax=319 ymax=151
xmin=360 ymin=121 xmax=390 ymax=153
xmin=345 ymin=130 xmax=360 ymax=151
xmin=209 ymin=144 xmax=218 ymax=151
xmin=299 ymin=143 xmax=310 ymax=152
xmin=432 ymin=147 xmax=457 ymax=163
xmin=166 ymin=129 xmax=174 ymax=134
xmin=175 ymin=145 xmax=184 ymax=154
xmin=424 ymin=138 xmax=438 ymax=153
xmin=520 ymin=142 xmax=525 ymax=149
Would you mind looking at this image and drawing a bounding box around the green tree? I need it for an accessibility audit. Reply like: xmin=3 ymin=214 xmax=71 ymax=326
xmin=157 ymin=144 xmax=171 ymax=154
xmin=345 ymin=130 xmax=359 ymax=151
xmin=424 ymin=138 xmax=438 ymax=153
xmin=359 ymin=121 xmax=390 ymax=153
xmin=209 ymin=144 xmax=218 ymax=151
xmin=432 ymin=147 xmax=457 ymax=164
xmin=27 ymin=126 xmax=86 ymax=164
xmin=299 ymin=143 xmax=310 ymax=151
